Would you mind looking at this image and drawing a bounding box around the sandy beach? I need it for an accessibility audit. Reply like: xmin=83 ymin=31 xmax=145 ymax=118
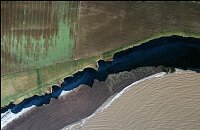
xmin=1 ymin=67 xmax=166 ymax=130
xmin=68 ymin=71 xmax=200 ymax=130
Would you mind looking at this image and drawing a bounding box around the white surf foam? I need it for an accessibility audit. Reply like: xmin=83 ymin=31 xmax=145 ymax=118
xmin=1 ymin=90 xmax=74 ymax=129
xmin=61 ymin=72 xmax=167 ymax=130
xmin=1 ymin=86 xmax=80 ymax=129
xmin=59 ymin=90 xmax=73 ymax=97
xmin=4 ymin=70 xmax=186 ymax=130
xmin=1 ymin=105 xmax=35 ymax=129
xmin=101 ymin=72 xmax=166 ymax=111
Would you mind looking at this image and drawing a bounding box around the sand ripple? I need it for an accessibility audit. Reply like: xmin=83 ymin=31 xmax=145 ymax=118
xmin=69 ymin=71 xmax=200 ymax=130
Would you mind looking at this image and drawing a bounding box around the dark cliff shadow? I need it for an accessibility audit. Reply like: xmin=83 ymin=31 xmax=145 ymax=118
xmin=1 ymin=35 xmax=200 ymax=114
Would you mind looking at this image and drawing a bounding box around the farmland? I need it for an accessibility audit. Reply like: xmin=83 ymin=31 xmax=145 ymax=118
xmin=1 ymin=1 xmax=78 ymax=74
xmin=1 ymin=1 xmax=200 ymax=107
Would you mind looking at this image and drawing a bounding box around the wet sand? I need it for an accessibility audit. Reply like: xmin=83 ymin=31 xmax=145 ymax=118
xmin=2 ymin=67 xmax=166 ymax=130
xmin=68 ymin=71 xmax=200 ymax=130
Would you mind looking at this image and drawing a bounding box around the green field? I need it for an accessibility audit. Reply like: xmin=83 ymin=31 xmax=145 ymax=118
xmin=1 ymin=32 xmax=200 ymax=106
xmin=1 ymin=1 xmax=78 ymax=74
xmin=1 ymin=1 xmax=200 ymax=107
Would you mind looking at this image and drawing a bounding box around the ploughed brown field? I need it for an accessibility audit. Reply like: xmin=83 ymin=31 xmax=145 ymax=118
xmin=2 ymin=1 xmax=200 ymax=108
xmin=68 ymin=71 xmax=200 ymax=130
xmin=1 ymin=2 xmax=200 ymax=129
xmin=75 ymin=1 xmax=200 ymax=58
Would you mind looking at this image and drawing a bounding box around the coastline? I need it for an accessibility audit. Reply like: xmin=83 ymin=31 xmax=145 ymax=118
xmin=68 ymin=70 xmax=200 ymax=130
xmin=1 ymin=67 xmax=167 ymax=130
xmin=1 ymin=67 xmax=196 ymax=130
xmin=1 ymin=35 xmax=200 ymax=114
xmin=1 ymin=33 xmax=200 ymax=107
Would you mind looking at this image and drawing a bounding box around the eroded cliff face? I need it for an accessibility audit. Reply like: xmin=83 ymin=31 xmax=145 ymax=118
xmin=2 ymin=35 xmax=200 ymax=129
xmin=1 ymin=1 xmax=79 ymax=107
xmin=2 ymin=35 xmax=200 ymax=114
xmin=1 ymin=1 xmax=200 ymax=108
xmin=68 ymin=71 xmax=200 ymax=130
xmin=2 ymin=1 xmax=200 ymax=75
xmin=1 ymin=2 xmax=200 ymax=128
xmin=2 ymin=66 xmax=169 ymax=130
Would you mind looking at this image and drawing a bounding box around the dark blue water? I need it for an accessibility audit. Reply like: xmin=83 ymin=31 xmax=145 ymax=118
xmin=1 ymin=35 xmax=200 ymax=114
